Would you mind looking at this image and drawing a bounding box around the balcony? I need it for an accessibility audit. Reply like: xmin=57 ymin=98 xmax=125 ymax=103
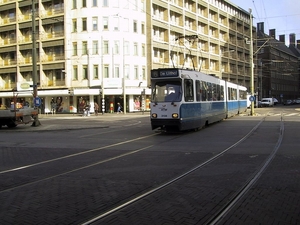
xmin=0 ymin=58 xmax=17 ymax=66
xmin=41 ymin=53 xmax=64 ymax=62
xmin=40 ymin=31 xmax=64 ymax=40
xmin=40 ymin=7 xmax=64 ymax=18
xmin=18 ymin=13 xmax=31 ymax=22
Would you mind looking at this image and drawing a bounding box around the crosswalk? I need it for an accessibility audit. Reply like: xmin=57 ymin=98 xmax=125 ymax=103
xmin=267 ymin=112 xmax=300 ymax=117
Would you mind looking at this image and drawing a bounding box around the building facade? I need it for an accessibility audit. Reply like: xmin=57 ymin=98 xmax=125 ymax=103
xmin=256 ymin=22 xmax=300 ymax=102
xmin=1 ymin=0 xmax=262 ymax=113
xmin=0 ymin=0 xmax=148 ymax=113
xmin=147 ymin=0 xmax=255 ymax=89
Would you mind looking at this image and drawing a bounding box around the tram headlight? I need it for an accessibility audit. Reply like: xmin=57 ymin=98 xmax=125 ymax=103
xmin=172 ymin=113 xmax=178 ymax=118
xmin=152 ymin=113 xmax=157 ymax=118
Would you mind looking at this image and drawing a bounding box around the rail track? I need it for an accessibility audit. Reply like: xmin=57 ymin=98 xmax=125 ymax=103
xmin=0 ymin=113 xmax=287 ymax=224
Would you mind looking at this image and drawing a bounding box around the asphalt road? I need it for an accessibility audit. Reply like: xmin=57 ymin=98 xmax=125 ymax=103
xmin=0 ymin=106 xmax=299 ymax=224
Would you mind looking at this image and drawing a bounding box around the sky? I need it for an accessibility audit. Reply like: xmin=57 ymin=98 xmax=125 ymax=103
xmin=229 ymin=0 xmax=300 ymax=45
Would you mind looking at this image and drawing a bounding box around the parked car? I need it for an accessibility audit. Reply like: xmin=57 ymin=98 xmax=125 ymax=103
xmin=273 ymin=98 xmax=278 ymax=105
xmin=260 ymin=98 xmax=274 ymax=107
xmin=283 ymin=99 xmax=293 ymax=105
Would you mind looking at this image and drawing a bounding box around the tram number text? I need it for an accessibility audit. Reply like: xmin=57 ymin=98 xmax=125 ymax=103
xmin=161 ymin=115 xmax=167 ymax=117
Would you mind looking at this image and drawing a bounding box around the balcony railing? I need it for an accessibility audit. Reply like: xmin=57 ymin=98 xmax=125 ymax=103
xmin=40 ymin=7 xmax=64 ymax=18
xmin=41 ymin=53 xmax=64 ymax=62
xmin=40 ymin=31 xmax=64 ymax=40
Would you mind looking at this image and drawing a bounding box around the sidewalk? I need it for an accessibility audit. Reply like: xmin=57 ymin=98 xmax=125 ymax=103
xmin=13 ymin=112 xmax=150 ymax=131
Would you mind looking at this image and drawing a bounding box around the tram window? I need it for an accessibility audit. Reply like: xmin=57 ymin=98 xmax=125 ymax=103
xmin=216 ymin=84 xmax=220 ymax=100
xmin=184 ymin=79 xmax=194 ymax=102
xmin=152 ymin=81 xmax=182 ymax=102
xmin=220 ymin=86 xmax=224 ymax=100
xmin=196 ymin=80 xmax=201 ymax=101
xmin=201 ymin=81 xmax=208 ymax=101
xmin=207 ymin=82 xmax=212 ymax=101
xmin=212 ymin=83 xmax=217 ymax=101
xmin=240 ymin=90 xmax=246 ymax=99
xmin=228 ymin=88 xmax=237 ymax=100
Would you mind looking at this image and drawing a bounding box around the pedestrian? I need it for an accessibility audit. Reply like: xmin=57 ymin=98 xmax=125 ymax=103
xmin=85 ymin=101 xmax=91 ymax=116
xmin=117 ymin=102 xmax=123 ymax=114
xmin=94 ymin=102 xmax=99 ymax=116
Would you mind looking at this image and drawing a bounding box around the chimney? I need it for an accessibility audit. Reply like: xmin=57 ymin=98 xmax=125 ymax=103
xmin=257 ymin=22 xmax=264 ymax=33
xmin=297 ymin=40 xmax=300 ymax=49
xmin=269 ymin=29 xmax=276 ymax=39
xmin=279 ymin=35 xmax=285 ymax=44
xmin=289 ymin=33 xmax=296 ymax=46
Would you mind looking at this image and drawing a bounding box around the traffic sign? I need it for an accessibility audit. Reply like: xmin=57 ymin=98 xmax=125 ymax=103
xmin=249 ymin=96 xmax=255 ymax=102
xmin=34 ymin=97 xmax=42 ymax=107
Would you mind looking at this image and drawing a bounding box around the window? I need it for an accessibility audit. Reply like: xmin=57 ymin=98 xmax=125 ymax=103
xmin=103 ymin=17 xmax=108 ymax=30
xmin=72 ymin=0 xmax=77 ymax=9
xmin=93 ymin=65 xmax=98 ymax=79
xmin=92 ymin=41 xmax=98 ymax=54
xmin=124 ymin=64 xmax=130 ymax=79
xmin=123 ymin=18 xmax=129 ymax=32
xmin=134 ymin=66 xmax=138 ymax=79
xmin=72 ymin=19 xmax=77 ymax=32
xmin=114 ymin=41 xmax=119 ymax=54
xmin=184 ymin=79 xmax=194 ymax=102
xmin=83 ymin=65 xmax=88 ymax=79
xmin=72 ymin=42 xmax=77 ymax=56
xmin=92 ymin=17 xmax=98 ymax=31
xmin=141 ymin=44 xmax=145 ymax=57
xmin=103 ymin=0 xmax=108 ymax=7
xmin=114 ymin=65 xmax=120 ymax=78
xmin=73 ymin=66 xmax=78 ymax=80
xmin=196 ymin=80 xmax=201 ymax=101
xmin=92 ymin=0 xmax=97 ymax=7
xmin=112 ymin=16 xmax=119 ymax=31
xmin=124 ymin=41 xmax=129 ymax=55
xmin=82 ymin=41 xmax=87 ymax=55
xmin=103 ymin=40 xmax=109 ymax=54
xmin=104 ymin=65 xmax=109 ymax=78
xmin=82 ymin=0 xmax=86 ymax=7
xmin=133 ymin=42 xmax=138 ymax=55
xmin=141 ymin=23 xmax=145 ymax=34
xmin=133 ymin=20 xmax=137 ymax=33
xmin=142 ymin=67 xmax=146 ymax=80
xmin=82 ymin=18 xmax=87 ymax=31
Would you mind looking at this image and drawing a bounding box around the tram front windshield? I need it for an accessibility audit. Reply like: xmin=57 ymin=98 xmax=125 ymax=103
xmin=152 ymin=81 xmax=182 ymax=102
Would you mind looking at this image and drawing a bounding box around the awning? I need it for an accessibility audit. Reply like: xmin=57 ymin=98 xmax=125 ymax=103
xmin=73 ymin=88 xmax=101 ymax=95
xmin=37 ymin=89 xmax=68 ymax=96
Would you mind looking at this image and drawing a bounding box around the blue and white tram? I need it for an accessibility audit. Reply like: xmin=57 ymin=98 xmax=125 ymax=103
xmin=150 ymin=68 xmax=247 ymax=131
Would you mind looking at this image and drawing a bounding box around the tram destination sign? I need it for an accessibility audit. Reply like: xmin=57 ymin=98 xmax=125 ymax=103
xmin=151 ymin=69 xmax=179 ymax=78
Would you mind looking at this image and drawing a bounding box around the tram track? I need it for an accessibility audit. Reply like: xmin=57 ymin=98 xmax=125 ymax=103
xmin=81 ymin=114 xmax=285 ymax=225
xmin=0 ymin=113 xmax=287 ymax=224
xmin=0 ymin=133 xmax=161 ymax=192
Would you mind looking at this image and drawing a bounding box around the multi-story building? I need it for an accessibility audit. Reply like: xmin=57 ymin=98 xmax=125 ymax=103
xmin=256 ymin=22 xmax=300 ymax=102
xmin=0 ymin=0 xmax=258 ymax=114
xmin=0 ymin=0 xmax=147 ymax=113
xmin=147 ymin=0 xmax=255 ymax=89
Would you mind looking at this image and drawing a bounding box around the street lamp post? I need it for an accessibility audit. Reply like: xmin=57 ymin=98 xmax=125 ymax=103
xmin=31 ymin=0 xmax=40 ymax=126
xmin=249 ymin=8 xmax=255 ymax=116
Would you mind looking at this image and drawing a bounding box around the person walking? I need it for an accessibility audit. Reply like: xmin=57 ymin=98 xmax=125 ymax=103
xmin=117 ymin=102 xmax=123 ymax=114
xmin=94 ymin=102 xmax=99 ymax=116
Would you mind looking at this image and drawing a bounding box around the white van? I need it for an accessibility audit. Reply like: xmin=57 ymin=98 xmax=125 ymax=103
xmin=260 ymin=98 xmax=274 ymax=107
